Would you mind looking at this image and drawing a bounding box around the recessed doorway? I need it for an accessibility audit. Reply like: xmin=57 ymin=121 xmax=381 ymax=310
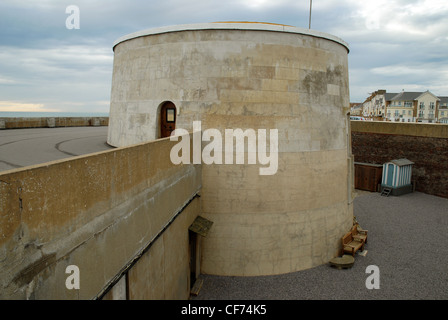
xmin=159 ymin=101 xmax=176 ymax=138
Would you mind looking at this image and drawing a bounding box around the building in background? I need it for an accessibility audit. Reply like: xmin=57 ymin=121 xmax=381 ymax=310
xmin=387 ymin=90 xmax=439 ymax=123
xmin=387 ymin=91 xmax=421 ymax=122
xmin=438 ymin=96 xmax=448 ymax=123
xmin=361 ymin=90 xmax=398 ymax=120
xmin=360 ymin=89 xmax=445 ymax=123
xmin=350 ymin=103 xmax=363 ymax=116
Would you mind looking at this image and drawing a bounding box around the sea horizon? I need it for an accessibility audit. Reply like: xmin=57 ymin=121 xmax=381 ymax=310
xmin=0 ymin=111 xmax=109 ymax=118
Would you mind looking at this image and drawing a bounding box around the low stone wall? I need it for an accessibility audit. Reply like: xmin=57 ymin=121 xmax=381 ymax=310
xmin=0 ymin=117 xmax=109 ymax=129
xmin=351 ymin=121 xmax=448 ymax=198
xmin=0 ymin=133 xmax=201 ymax=299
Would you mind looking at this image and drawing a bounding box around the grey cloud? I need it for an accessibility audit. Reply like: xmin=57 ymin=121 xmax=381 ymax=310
xmin=0 ymin=0 xmax=447 ymax=110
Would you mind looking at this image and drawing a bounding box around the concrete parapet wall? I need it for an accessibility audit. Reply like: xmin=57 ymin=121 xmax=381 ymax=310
xmin=351 ymin=121 xmax=448 ymax=198
xmin=0 ymin=117 xmax=109 ymax=129
xmin=351 ymin=120 xmax=448 ymax=138
xmin=0 ymin=134 xmax=201 ymax=299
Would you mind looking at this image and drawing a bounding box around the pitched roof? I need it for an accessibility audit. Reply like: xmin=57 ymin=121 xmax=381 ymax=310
xmin=389 ymin=159 xmax=414 ymax=166
xmin=391 ymin=90 xmax=441 ymax=101
xmin=390 ymin=91 xmax=423 ymax=101
xmin=438 ymin=96 xmax=448 ymax=105
xmin=385 ymin=93 xmax=399 ymax=101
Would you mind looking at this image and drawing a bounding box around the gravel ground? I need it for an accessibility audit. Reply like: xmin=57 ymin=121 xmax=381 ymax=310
xmin=193 ymin=191 xmax=448 ymax=300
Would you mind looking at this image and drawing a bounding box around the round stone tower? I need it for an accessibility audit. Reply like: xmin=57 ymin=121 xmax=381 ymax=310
xmin=108 ymin=22 xmax=354 ymax=276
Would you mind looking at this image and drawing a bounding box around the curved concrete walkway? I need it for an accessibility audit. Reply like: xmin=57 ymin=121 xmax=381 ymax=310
xmin=0 ymin=127 xmax=113 ymax=172
xmin=193 ymin=191 xmax=448 ymax=300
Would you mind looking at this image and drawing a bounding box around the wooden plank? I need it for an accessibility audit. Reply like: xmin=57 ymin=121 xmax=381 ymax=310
xmin=189 ymin=216 xmax=213 ymax=237
xmin=190 ymin=278 xmax=203 ymax=296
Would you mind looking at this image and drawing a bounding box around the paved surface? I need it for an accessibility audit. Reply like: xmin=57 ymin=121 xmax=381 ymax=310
xmin=0 ymin=127 xmax=113 ymax=172
xmin=193 ymin=191 xmax=448 ymax=300
xmin=2 ymin=128 xmax=447 ymax=300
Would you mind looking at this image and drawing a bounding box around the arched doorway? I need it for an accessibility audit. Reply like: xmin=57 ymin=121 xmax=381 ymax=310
xmin=159 ymin=101 xmax=176 ymax=138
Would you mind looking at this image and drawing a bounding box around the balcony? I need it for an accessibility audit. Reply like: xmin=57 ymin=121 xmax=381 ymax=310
xmin=390 ymin=102 xmax=413 ymax=108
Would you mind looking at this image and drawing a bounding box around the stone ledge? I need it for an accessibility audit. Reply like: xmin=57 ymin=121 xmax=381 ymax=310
xmin=329 ymin=255 xmax=355 ymax=269
xmin=112 ymin=22 xmax=349 ymax=52
xmin=0 ymin=117 xmax=109 ymax=129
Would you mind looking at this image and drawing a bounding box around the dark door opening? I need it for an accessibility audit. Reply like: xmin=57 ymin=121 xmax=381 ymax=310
xmin=160 ymin=101 xmax=176 ymax=138
xmin=189 ymin=231 xmax=197 ymax=290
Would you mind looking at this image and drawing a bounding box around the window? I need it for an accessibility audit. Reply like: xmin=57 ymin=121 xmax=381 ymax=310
xmin=418 ymin=111 xmax=424 ymax=118
xmin=394 ymin=110 xmax=399 ymax=117
xmin=419 ymin=102 xmax=425 ymax=109
xmin=166 ymin=108 xmax=175 ymax=122
xmin=430 ymin=102 xmax=435 ymax=109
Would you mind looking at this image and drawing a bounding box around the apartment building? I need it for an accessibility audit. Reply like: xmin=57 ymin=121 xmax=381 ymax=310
xmin=387 ymin=91 xmax=439 ymax=123
xmin=438 ymin=97 xmax=448 ymax=123
xmin=360 ymin=89 xmax=447 ymax=123
xmin=362 ymin=90 xmax=398 ymax=119
xmin=416 ymin=91 xmax=440 ymax=123
xmin=386 ymin=91 xmax=420 ymax=122
xmin=350 ymin=103 xmax=363 ymax=116
xmin=362 ymin=90 xmax=383 ymax=117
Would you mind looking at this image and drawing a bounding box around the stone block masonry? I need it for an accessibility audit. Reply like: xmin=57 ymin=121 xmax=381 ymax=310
xmin=108 ymin=22 xmax=353 ymax=276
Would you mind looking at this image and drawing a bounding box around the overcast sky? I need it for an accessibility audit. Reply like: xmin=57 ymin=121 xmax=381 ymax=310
xmin=1 ymin=0 xmax=447 ymax=113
